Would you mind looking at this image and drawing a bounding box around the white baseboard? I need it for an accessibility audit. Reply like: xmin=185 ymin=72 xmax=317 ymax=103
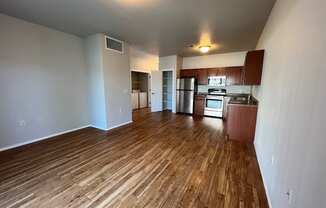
xmin=91 ymin=120 xmax=133 ymax=131
xmin=108 ymin=120 xmax=133 ymax=130
xmin=0 ymin=121 xmax=134 ymax=152
xmin=254 ymin=144 xmax=273 ymax=208
xmin=90 ymin=125 xmax=109 ymax=131
xmin=0 ymin=125 xmax=91 ymax=152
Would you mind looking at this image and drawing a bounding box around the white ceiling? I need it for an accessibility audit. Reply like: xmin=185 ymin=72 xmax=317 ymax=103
xmin=0 ymin=0 xmax=275 ymax=56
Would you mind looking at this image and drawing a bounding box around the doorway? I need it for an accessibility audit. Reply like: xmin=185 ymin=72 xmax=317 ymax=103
xmin=131 ymin=71 xmax=150 ymax=111
xmin=163 ymin=71 xmax=173 ymax=111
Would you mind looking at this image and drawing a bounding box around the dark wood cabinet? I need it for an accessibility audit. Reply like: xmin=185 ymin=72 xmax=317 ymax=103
xmin=180 ymin=67 xmax=243 ymax=86
xmin=179 ymin=50 xmax=264 ymax=85
xmin=216 ymin=68 xmax=226 ymax=76
xmin=207 ymin=68 xmax=219 ymax=77
xmin=195 ymin=69 xmax=208 ymax=85
xmin=180 ymin=69 xmax=196 ymax=78
xmin=225 ymin=66 xmax=243 ymax=86
xmin=226 ymin=104 xmax=258 ymax=143
xmin=194 ymin=95 xmax=205 ymax=116
xmin=243 ymin=50 xmax=264 ymax=85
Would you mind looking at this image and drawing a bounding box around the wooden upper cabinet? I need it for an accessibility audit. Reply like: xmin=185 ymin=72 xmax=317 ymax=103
xmin=225 ymin=67 xmax=243 ymax=86
xmin=207 ymin=68 xmax=219 ymax=76
xmin=180 ymin=67 xmax=244 ymax=86
xmin=180 ymin=69 xmax=196 ymax=78
xmin=217 ymin=68 xmax=226 ymax=76
xmin=243 ymin=50 xmax=265 ymax=85
xmin=195 ymin=69 xmax=208 ymax=85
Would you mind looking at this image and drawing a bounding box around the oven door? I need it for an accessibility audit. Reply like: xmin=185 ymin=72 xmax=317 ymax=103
xmin=204 ymin=96 xmax=224 ymax=117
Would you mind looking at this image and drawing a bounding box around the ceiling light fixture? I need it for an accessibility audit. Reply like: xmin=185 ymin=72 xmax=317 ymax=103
xmin=199 ymin=46 xmax=210 ymax=53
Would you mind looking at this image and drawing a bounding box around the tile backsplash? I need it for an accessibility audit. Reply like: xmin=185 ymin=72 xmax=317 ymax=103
xmin=198 ymin=85 xmax=252 ymax=94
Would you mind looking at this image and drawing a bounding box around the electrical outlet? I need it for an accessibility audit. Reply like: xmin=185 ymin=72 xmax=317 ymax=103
xmin=18 ymin=120 xmax=26 ymax=127
xmin=286 ymin=189 xmax=293 ymax=205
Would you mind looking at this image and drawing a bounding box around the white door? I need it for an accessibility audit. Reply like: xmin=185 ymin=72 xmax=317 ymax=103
xmin=151 ymin=71 xmax=163 ymax=112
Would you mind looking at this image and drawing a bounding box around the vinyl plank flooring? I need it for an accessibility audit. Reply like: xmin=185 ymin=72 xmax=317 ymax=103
xmin=0 ymin=109 xmax=268 ymax=208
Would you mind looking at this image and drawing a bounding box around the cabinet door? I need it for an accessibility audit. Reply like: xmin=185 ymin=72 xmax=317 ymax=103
xmin=226 ymin=67 xmax=243 ymax=86
xmin=217 ymin=68 xmax=226 ymax=76
xmin=207 ymin=68 xmax=219 ymax=76
xmin=207 ymin=68 xmax=227 ymax=77
xmin=243 ymin=50 xmax=264 ymax=85
xmin=196 ymin=69 xmax=208 ymax=85
xmin=180 ymin=69 xmax=196 ymax=78
xmin=226 ymin=105 xmax=258 ymax=143
xmin=194 ymin=96 xmax=205 ymax=116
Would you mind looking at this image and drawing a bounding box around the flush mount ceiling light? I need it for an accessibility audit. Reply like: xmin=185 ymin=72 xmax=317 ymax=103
xmin=199 ymin=46 xmax=211 ymax=53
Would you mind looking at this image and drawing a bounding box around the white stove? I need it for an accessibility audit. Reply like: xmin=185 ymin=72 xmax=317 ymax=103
xmin=204 ymin=89 xmax=227 ymax=118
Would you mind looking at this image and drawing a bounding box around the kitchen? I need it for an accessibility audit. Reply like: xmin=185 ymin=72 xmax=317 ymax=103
xmin=177 ymin=50 xmax=264 ymax=143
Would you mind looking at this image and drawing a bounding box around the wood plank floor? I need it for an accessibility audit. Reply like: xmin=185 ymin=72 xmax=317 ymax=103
xmin=0 ymin=109 xmax=268 ymax=208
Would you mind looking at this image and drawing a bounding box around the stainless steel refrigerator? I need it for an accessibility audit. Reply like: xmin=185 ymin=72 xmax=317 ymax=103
xmin=176 ymin=78 xmax=196 ymax=114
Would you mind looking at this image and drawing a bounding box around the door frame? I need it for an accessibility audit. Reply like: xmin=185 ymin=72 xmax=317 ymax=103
xmin=161 ymin=68 xmax=176 ymax=113
xmin=130 ymin=70 xmax=150 ymax=110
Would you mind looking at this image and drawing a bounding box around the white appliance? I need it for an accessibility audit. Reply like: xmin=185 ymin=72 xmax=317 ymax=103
xmin=132 ymin=92 xmax=139 ymax=110
xmin=204 ymin=88 xmax=226 ymax=118
xmin=132 ymin=91 xmax=148 ymax=110
xmin=139 ymin=92 xmax=148 ymax=108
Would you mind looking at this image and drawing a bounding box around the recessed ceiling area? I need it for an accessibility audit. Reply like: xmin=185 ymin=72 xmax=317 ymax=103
xmin=0 ymin=0 xmax=275 ymax=56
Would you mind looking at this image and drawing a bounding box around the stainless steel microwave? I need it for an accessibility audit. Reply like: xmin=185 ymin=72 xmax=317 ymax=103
xmin=208 ymin=76 xmax=226 ymax=87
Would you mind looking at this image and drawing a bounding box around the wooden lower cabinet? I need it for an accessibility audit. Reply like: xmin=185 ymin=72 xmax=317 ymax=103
xmin=226 ymin=104 xmax=258 ymax=143
xmin=194 ymin=95 xmax=205 ymax=116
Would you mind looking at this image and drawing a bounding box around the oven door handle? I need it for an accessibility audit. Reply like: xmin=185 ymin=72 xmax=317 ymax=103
xmin=206 ymin=98 xmax=223 ymax=101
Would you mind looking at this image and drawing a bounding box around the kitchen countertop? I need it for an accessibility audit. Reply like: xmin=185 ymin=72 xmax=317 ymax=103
xmin=196 ymin=92 xmax=250 ymax=96
xmin=196 ymin=92 xmax=208 ymax=96
xmin=228 ymin=95 xmax=258 ymax=106
xmin=195 ymin=92 xmax=258 ymax=106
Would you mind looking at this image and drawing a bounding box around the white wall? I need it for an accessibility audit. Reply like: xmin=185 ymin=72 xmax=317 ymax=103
xmin=182 ymin=52 xmax=246 ymax=69
xmin=159 ymin=55 xmax=181 ymax=113
xmin=129 ymin=46 xmax=159 ymax=73
xmin=102 ymin=37 xmax=132 ymax=128
xmin=253 ymin=0 xmax=326 ymax=207
xmin=85 ymin=34 xmax=132 ymax=130
xmin=85 ymin=34 xmax=108 ymax=130
xmin=0 ymin=14 xmax=89 ymax=150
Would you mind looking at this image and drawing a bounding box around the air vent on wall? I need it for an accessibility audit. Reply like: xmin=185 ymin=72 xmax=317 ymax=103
xmin=105 ymin=36 xmax=124 ymax=54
